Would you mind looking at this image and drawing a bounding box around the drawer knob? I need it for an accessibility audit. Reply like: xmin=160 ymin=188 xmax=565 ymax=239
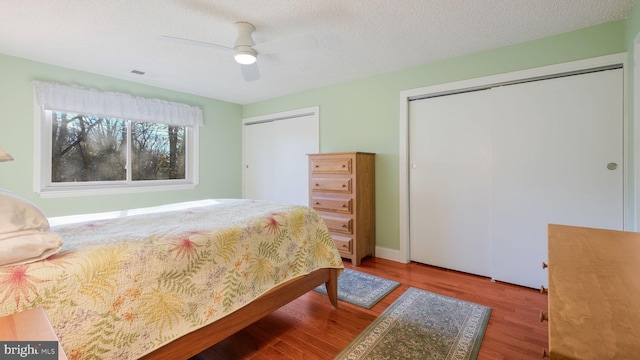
xmin=342 ymin=164 xmax=346 ymax=168
xmin=315 ymin=165 xmax=319 ymax=168
xmin=539 ymin=311 xmax=548 ymax=322
xmin=341 ymin=204 xmax=347 ymax=207
xmin=341 ymin=224 xmax=347 ymax=228
xmin=542 ymin=262 xmax=548 ymax=269
xmin=341 ymin=244 xmax=348 ymax=248
xmin=540 ymin=286 xmax=548 ymax=294
xmin=341 ymin=184 xmax=346 ymax=187
xmin=315 ymin=202 xmax=320 ymax=205
xmin=315 ymin=184 xmax=319 ymax=187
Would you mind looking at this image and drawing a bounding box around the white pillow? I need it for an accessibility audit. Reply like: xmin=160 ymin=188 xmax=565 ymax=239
xmin=0 ymin=189 xmax=63 ymax=267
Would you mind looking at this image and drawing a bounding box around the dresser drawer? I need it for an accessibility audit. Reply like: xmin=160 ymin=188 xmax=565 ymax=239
xmin=321 ymin=215 xmax=353 ymax=234
xmin=311 ymin=177 xmax=352 ymax=193
xmin=311 ymin=157 xmax=352 ymax=174
xmin=311 ymin=196 xmax=352 ymax=214
xmin=332 ymin=234 xmax=353 ymax=255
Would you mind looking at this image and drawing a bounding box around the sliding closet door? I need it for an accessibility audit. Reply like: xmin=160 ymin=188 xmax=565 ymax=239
xmin=243 ymin=121 xmax=278 ymax=201
xmin=408 ymin=68 xmax=623 ymax=288
xmin=243 ymin=113 xmax=319 ymax=205
xmin=491 ymin=69 xmax=624 ymax=288
xmin=409 ymin=89 xmax=493 ymax=277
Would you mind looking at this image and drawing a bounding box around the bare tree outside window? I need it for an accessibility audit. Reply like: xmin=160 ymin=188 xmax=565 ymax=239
xmin=131 ymin=121 xmax=185 ymax=180
xmin=51 ymin=111 xmax=186 ymax=183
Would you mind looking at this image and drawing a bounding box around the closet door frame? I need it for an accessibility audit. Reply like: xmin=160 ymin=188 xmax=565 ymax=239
xmin=634 ymin=34 xmax=640 ymax=237
xmin=396 ymin=53 xmax=629 ymax=264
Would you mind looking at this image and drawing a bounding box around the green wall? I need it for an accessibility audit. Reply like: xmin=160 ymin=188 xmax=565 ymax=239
xmin=1 ymin=18 xmax=634 ymax=252
xmin=0 ymin=54 xmax=243 ymax=216
xmin=628 ymin=2 xmax=640 ymax=60
xmin=243 ymin=20 xmax=629 ymax=251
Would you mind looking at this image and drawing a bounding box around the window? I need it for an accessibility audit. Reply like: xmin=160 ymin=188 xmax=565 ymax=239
xmin=33 ymin=82 xmax=202 ymax=197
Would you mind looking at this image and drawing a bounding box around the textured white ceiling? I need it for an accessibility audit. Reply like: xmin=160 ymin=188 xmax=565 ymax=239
xmin=0 ymin=0 xmax=634 ymax=104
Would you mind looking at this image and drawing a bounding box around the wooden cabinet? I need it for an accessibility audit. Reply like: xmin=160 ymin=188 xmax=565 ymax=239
xmin=308 ymin=152 xmax=375 ymax=266
xmin=545 ymin=224 xmax=640 ymax=359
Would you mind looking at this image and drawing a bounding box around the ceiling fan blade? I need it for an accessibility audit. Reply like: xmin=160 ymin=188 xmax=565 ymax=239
xmin=159 ymin=35 xmax=233 ymax=52
xmin=253 ymin=34 xmax=318 ymax=55
xmin=241 ymin=63 xmax=260 ymax=81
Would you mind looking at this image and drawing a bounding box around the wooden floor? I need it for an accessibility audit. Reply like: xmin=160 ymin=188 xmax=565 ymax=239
xmin=196 ymin=257 xmax=548 ymax=359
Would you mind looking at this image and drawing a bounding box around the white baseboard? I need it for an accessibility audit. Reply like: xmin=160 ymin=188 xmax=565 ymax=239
xmin=374 ymin=246 xmax=409 ymax=263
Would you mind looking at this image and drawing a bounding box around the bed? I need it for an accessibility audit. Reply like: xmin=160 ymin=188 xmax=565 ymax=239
xmin=0 ymin=196 xmax=343 ymax=359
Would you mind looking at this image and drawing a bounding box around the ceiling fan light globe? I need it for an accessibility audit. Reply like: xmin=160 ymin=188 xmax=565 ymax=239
xmin=235 ymin=52 xmax=257 ymax=65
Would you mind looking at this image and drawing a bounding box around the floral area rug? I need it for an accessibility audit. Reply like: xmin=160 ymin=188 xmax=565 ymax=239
xmin=335 ymin=287 xmax=491 ymax=360
xmin=314 ymin=268 xmax=400 ymax=309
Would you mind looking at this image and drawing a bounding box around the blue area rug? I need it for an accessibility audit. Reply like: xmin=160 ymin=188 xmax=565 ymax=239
xmin=314 ymin=269 xmax=400 ymax=309
xmin=335 ymin=287 xmax=492 ymax=360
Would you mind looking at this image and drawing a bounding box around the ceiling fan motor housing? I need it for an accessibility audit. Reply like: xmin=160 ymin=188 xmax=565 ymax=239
xmin=233 ymin=22 xmax=257 ymax=64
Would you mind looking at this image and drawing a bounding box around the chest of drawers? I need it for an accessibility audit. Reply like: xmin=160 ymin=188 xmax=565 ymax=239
xmin=308 ymin=152 xmax=375 ymax=266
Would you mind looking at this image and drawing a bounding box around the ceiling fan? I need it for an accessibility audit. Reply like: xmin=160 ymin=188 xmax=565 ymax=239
xmin=161 ymin=22 xmax=317 ymax=81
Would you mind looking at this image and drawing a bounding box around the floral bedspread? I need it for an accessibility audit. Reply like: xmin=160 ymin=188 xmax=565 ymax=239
xmin=0 ymin=199 xmax=343 ymax=359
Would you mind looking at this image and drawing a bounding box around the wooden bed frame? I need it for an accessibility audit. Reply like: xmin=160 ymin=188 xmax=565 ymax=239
xmin=140 ymin=267 xmax=340 ymax=359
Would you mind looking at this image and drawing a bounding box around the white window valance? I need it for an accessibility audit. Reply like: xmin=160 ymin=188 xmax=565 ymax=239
xmin=33 ymin=81 xmax=203 ymax=127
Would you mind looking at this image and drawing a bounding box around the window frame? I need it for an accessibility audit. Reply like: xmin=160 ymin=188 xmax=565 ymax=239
xmin=33 ymin=89 xmax=200 ymax=198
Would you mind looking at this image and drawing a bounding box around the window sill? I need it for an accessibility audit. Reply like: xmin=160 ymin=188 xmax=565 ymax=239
xmin=37 ymin=182 xmax=197 ymax=198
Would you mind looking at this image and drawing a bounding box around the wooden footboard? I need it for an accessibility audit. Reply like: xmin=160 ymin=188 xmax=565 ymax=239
xmin=139 ymin=267 xmax=340 ymax=360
